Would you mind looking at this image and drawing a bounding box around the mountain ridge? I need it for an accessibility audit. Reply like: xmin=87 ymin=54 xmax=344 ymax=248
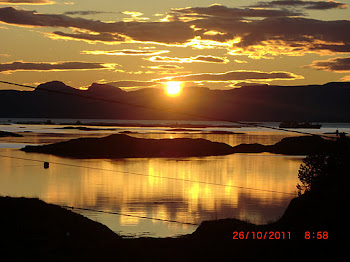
xmin=1 ymin=81 xmax=350 ymax=121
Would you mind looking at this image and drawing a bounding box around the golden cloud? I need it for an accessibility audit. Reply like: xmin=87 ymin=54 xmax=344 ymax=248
xmin=146 ymin=55 xmax=229 ymax=63
xmin=0 ymin=0 xmax=55 ymax=5
xmin=157 ymin=70 xmax=303 ymax=82
xmin=0 ymin=5 xmax=349 ymax=57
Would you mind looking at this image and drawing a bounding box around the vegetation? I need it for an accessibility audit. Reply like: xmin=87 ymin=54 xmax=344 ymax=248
xmin=296 ymin=137 xmax=350 ymax=195
xmin=297 ymin=153 xmax=334 ymax=194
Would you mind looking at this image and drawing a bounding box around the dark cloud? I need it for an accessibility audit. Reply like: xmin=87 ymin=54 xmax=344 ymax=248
xmin=0 ymin=6 xmax=349 ymax=57
xmin=159 ymin=70 xmax=302 ymax=82
xmin=150 ymin=65 xmax=181 ymax=69
xmin=0 ymin=0 xmax=55 ymax=5
xmin=192 ymin=16 xmax=350 ymax=56
xmin=64 ymin=11 xmax=117 ymax=16
xmin=173 ymin=4 xmax=302 ymax=18
xmin=171 ymin=5 xmax=350 ymax=56
xmin=52 ymin=31 xmax=124 ymax=42
xmin=81 ymin=49 xmax=169 ymax=56
xmin=0 ymin=61 xmax=120 ymax=73
xmin=305 ymin=57 xmax=350 ymax=72
xmin=0 ymin=7 xmax=100 ymax=28
xmin=0 ymin=7 xmax=194 ymax=44
xmin=192 ymin=55 xmax=228 ymax=63
xmin=249 ymin=1 xmax=347 ymax=10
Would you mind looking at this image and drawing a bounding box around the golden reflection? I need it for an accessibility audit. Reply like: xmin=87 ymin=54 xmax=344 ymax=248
xmin=120 ymin=207 xmax=143 ymax=225
xmin=0 ymin=133 xmax=302 ymax=236
xmin=41 ymin=152 xmax=299 ymax=225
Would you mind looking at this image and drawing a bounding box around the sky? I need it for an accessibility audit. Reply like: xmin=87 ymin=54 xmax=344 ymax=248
xmin=0 ymin=0 xmax=349 ymax=91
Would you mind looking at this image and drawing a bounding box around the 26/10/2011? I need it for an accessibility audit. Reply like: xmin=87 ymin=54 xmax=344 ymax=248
xmin=233 ymin=231 xmax=291 ymax=240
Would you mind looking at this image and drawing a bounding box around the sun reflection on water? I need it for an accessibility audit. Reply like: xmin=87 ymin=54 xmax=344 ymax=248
xmin=0 ymin=133 xmax=302 ymax=237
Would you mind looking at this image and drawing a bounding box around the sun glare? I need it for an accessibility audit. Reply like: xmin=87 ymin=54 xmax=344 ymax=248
xmin=165 ymin=81 xmax=182 ymax=97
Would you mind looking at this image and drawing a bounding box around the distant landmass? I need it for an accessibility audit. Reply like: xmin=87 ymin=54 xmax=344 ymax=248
xmin=1 ymin=81 xmax=350 ymax=121
xmin=0 ymin=130 xmax=23 ymax=137
xmin=21 ymin=134 xmax=345 ymax=158
xmin=21 ymin=134 xmax=235 ymax=158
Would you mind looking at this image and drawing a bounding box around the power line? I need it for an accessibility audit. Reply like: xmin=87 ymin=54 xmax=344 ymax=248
xmin=0 ymin=152 xmax=296 ymax=227
xmin=0 ymin=80 xmax=306 ymax=226
xmin=62 ymin=205 xmax=200 ymax=226
xmin=0 ymin=80 xmax=334 ymax=139
xmin=0 ymin=154 xmax=296 ymax=196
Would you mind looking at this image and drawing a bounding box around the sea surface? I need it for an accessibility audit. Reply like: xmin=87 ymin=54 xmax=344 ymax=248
xmin=1 ymin=119 xmax=349 ymax=237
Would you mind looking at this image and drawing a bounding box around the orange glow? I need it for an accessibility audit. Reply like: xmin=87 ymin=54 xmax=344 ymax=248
xmin=165 ymin=81 xmax=182 ymax=97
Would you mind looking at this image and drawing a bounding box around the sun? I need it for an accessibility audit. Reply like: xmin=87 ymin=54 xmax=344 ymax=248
xmin=165 ymin=81 xmax=182 ymax=97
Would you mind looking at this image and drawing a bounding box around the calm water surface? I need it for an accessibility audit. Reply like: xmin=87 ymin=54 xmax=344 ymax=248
xmin=3 ymin=120 xmax=346 ymax=237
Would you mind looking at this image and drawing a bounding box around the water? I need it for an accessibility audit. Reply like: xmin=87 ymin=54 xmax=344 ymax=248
xmin=1 ymin=119 xmax=349 ymax=237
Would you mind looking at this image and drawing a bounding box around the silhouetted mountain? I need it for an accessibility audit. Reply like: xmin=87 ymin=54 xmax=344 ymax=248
xmin=35 ymin=81 xmax=79 ymax=94
xmin=1 ymin=81 xmax=350 ymax=121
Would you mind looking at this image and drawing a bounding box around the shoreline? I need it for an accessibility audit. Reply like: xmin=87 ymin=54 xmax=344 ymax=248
xmin=1 ymin=193 xmax=343 ymax=261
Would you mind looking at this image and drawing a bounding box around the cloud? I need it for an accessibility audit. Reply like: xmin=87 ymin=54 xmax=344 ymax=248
xmin=0 ymin=0 xmax=55 ymax=5
xmin=192 ymin=55 xmax=229 ymax=63
xmin=305 ymin=57 xmax=350 ymax=72
xmin=172 ymin=4 xmax=302 ymax=19
xmin=144 ymin=64 xmax=188 ymax=75
xmin=64 ymin=11 xmax=117 ymax=16
xmin=193 ymin=16 xmax=350 ymax=57
xmin=0 ymin=61 xmax=120 ymax=73
xmin=1 ymin=5 xmax=349 ymax=57
xmin=142 ymin=64 xmax=184 ymax=75
xmin=145 ymin=65 xmax=183 ymax=70
xmin=50 ymin=31 xmax=127 ymax=43
xmin=121 ymin=11 xmax=149 ymax=22
xmin=146 ymin=55 xmax=229 ymax=63
xmin=249 ymin=1 xmax=347 ymax=10
xmin=81 ymin=49 xmax=170 ymax=56
xmin=170 ymin=5 xmax=350 ymax=57
xmin=157 ymin=70 xmax=303 ymax=82
xmin=0 ymin=7 xmax=194 ymax=44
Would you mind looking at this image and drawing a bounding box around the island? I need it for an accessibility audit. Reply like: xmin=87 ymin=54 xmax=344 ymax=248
xmin=21 ymin=134 xmax=345 ymax=158
xmin=20 ymin=134 xmax=234 ymax=158
xmin=21 ymin=133 xmax=350 ymax=159
xmin=0 ymin=130 xmax=23 ymax=137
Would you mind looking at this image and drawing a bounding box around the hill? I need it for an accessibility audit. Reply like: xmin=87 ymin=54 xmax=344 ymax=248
xmin=20 ymin=133 xmax=235 ymax=158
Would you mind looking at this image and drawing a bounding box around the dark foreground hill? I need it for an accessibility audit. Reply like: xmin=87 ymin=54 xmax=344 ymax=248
xmin=21 ymin=134 xmax=345 ymax=158
xmin=0 ymin=197 xmax=121 ymax=261
xmin=1 ymin=81 xmax=350 ymax=121
xmin=1 ymin=182 xmax=347 ymax=262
